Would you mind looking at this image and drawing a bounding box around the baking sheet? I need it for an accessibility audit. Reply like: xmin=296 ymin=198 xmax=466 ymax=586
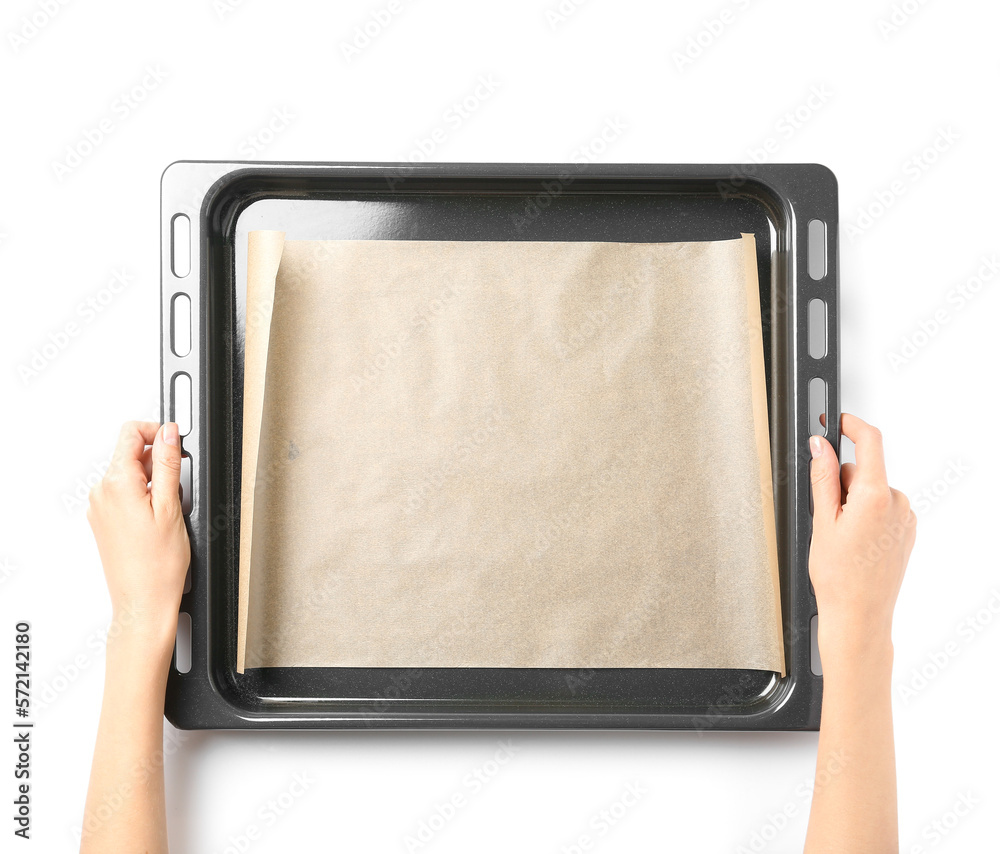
xmin=237 ymin=232 xmax=783 ymax=675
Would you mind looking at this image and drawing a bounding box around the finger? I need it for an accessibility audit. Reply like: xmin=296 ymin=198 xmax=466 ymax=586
xmin=902 ymin=509 xmax=918 ymax=563
xmin=151 ymin=422 xmax=183 ymax=519
xmin=106 ymin=420 xmax=161 ymax=498
xmin=809 ymin=434 xmax=841 ymax=525
xmin=141 ymin=447 xmax=153 ymax=483
xmin=840 ymin=461 xmax=857 ymax=490
xmin=839 ymin=413 xmax=888 ymax=488
xmin=109 ymin=420 xmax=161 ymax=470
xmin=840 ymin=461 xmax=857 ymax=503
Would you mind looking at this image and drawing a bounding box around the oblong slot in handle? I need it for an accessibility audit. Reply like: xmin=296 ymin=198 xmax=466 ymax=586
xmin=171 ymin=214 xmax=191 ymax=278
xmin=171 ymin=372 xmax=192 ymax=437
xmin=171 ymin=293 xmax=192 ymax=357
xmin=807 ymin=298 xmax=827 ymax=359
xmin=175 ymin=612 xmax=192 ymax=674
xmin=807 ymin=219 xmax=827 ymax=281
xmin=810 ymin=614 xmax=822 ymax=676
xmin=808 ymin=377 xmax=827 ymax=437
xmin=179 ymin=453 xmax=192 ymax=515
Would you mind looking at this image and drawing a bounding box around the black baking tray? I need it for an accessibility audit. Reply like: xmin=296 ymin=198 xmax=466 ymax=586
xmin=160 ymin=161 xmax=839 ymax=730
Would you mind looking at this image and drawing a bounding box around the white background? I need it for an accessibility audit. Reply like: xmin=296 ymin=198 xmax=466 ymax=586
xmin=2 ymin=0 xmax=998 ymax=851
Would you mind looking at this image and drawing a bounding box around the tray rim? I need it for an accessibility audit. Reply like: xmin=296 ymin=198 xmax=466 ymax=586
xmin=161 ymin=160 xmax=839 ymax=731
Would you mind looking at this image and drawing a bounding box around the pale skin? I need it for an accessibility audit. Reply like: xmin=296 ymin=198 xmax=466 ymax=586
xmin=803 ymin=413 xmax=916 ymax=853
xmin=81 ymin=420 xmax=188 ymax=854
xmin=81 ymin=413 xmax=914 ymax=853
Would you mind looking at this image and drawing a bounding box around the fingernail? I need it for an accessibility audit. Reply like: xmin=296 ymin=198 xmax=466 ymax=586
xmin=809 ymin=436 xmax=823 ymax=459
xmin=164 ymin=422 xmax=179 ymax=446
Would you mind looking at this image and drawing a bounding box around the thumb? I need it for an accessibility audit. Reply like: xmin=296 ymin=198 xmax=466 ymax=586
xmin=809 ymin=434 xmax=841 ymax=524
xmin=151 ymin=422 xmax=183 ymax=519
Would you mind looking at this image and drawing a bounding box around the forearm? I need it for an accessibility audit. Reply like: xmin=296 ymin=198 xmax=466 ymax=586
xmin=804 ymin=634 xmax=898 ymax=854
xmin=80 ymin=612 xmax=175 ymax=854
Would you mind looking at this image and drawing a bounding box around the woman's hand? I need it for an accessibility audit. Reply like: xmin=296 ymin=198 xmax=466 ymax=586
xmin=807 ymin=412 xmax=917 ymax=667
xmin=81 ymin=420 xmax=189 ymax=854
xmin=804 ymin=413 xmax=916 ymax=854
xmin=86 ymin=420 xmax=190 ymax=635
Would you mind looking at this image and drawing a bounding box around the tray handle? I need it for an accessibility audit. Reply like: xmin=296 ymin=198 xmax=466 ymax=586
xmin=793 ymin=167 xmax=840 ymax=687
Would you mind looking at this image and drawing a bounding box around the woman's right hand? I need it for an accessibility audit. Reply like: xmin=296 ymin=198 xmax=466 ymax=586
xmin=807 ymin=413 xmax=917 ymax=669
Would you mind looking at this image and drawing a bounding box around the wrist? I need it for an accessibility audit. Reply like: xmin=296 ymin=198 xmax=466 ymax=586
xmin=109 ymin=600 xmax=180 ymax=657
xmin=818 ymin=629 xmax=894 ymax=680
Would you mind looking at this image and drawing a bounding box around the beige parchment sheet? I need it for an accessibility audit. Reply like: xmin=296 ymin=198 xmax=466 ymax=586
xmin=237 ymin=232 xmax=783 ymax=675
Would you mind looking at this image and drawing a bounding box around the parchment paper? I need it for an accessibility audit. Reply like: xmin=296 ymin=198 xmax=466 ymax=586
xmin=237 ymin=232 xmax=783 ymax=675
